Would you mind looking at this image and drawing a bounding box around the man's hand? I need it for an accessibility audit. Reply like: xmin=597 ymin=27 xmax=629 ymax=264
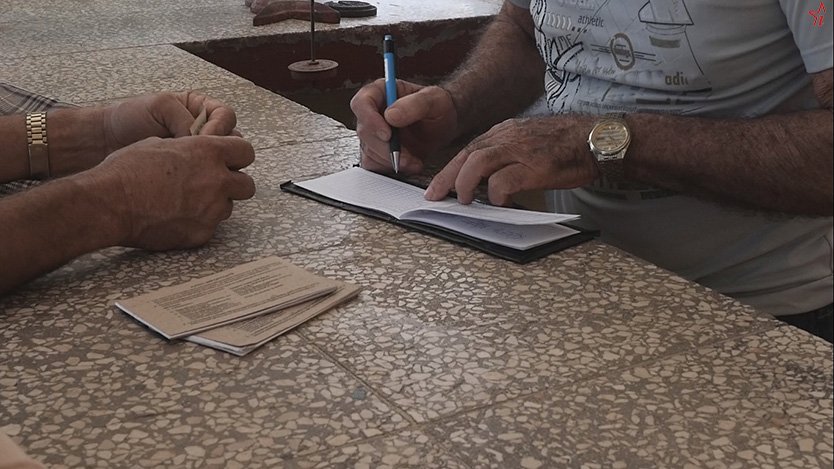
xmin=425 ymin=115 xmax=597 ymax=206
xmin=89 ymin=135 xmax=256 ymax=250
xmin=0 ymin=123 xmax=255 ymax=295
xmin=351 ymin=79 xmax=459 ymax=175
xmin=102 ymin=92 xmax=239 ymax=155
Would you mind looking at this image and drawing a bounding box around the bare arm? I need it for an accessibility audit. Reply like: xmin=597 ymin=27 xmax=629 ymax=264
xmin=0 ymin=108 xmax=108 ymax=183
xmin=0 ymin=108 xmax=117 ymax=293
xmin=0 ymin=93 xmax=253 ymax=296
xmin=0 ymin=91 xmax=238 ymax=183
xmin=427 ymin=69 xmax=834 ymax=215
xmin=351 ymin=1 xmax=546 ymax=174
xmin=627 ymin=69 xmax=833 ymax=216
xmin=443 ymin=1 xmax=545 ymax=138
xmin=0 ymin=136 xmax=256 ymax=296
xmin=0 ymin=174 xmax=124 ymax=293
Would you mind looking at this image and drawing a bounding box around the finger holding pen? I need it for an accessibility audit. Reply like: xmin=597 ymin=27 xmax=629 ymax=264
xmin=351 ymin=80 xmax=422 ymax=174
xmin=351 ymin=75 xmax=460 ymax=174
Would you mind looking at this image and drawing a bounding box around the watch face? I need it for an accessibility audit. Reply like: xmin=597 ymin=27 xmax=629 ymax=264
xmin=590 ymin=120 xmax=630 ymax=153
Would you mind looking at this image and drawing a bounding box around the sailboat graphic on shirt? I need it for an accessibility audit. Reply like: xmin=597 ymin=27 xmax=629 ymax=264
xmin=533 ymin=0 xmax=713 ymax=114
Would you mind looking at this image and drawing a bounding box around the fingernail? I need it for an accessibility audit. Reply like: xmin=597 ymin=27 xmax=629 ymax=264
xmin=424 ymin=186 xmax=436 ymax=200
xmin=376 ymin=130 xmax=389 ymax=141
xmin=386 ymin=108 xmax=402 ymax=123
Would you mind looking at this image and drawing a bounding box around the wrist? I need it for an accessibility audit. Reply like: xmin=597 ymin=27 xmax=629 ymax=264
xmin=66 ymin=168 xmax=131 ymax=248
xmin=438 ymin=82 xmax=470 ymax=139
xmin=25 ymin=112 xmax=50 ymax=180
xmin=587 ymin=114 xmax=631 ymax=184
xmin=46 ymin=107 xmax=111 ymax=177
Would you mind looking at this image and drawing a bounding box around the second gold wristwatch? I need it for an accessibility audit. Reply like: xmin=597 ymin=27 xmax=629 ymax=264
xmin=587 ymin=116 xmax=630 ymax=181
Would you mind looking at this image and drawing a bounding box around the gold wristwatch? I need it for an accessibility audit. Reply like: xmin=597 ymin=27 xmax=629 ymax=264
xmin=26 ymin=112 xmax=50 ymax=179
xmin=587 ymin=116 xmax=630 ymax=182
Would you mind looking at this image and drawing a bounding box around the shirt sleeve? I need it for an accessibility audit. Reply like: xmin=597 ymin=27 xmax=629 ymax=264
xmin=779 ymin=0 xmax=833 ymax=73
xmin=507 ymin=0 xmax=531 ymax=8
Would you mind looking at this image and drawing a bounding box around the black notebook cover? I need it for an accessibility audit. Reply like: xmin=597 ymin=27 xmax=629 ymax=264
xmin=280 ymin=180 xmax=597 ymax=264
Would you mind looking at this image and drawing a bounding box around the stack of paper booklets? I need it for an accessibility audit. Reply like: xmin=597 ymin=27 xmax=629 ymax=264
xmin=115 ymin=256 xmax=360 ymax=356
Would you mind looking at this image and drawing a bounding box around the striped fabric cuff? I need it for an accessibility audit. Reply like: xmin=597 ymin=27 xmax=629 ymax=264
xmin=1 ymin=82 xmax=75 ymax=196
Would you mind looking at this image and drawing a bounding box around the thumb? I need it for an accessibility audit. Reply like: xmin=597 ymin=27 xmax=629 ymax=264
xmin=154 ymin=97 xmax=197 ymax=138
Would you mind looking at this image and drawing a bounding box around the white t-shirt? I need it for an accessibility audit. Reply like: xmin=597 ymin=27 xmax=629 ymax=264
xmin=509 ymin=0 xmax=833 ymax=315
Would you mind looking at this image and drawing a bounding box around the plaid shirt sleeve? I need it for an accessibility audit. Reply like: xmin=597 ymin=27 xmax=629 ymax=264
xmin=0 ymin=82 xmax=75 ymax=115
xmin=1 ymin=82 xmax=76 ymax=196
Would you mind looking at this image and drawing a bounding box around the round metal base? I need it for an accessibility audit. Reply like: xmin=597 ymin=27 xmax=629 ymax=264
xmin=324 ymin=1 xmax=377 ymax=18
xmin=288 ymin=59 xmax=339 ymax=80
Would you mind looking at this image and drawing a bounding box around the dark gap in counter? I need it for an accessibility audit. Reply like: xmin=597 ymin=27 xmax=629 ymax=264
xmin=177 ymin=18 xmax=492 ymax=130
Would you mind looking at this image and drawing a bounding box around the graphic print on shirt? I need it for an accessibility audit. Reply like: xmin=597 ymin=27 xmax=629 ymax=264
xmin=531 ymin=0 xmax=713 ymax=115
xmin=808 ymin=1 xmax=826 ymax=27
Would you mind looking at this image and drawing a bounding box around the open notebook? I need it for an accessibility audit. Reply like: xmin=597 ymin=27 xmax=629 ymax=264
xmin=281 ymin=167 xmax=596 ymax=263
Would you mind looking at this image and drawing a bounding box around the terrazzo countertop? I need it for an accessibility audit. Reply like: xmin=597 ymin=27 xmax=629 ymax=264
xmin=1 ymin=1 xmax=832 ymax=468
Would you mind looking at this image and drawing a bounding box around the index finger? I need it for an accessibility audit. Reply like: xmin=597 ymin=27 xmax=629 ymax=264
xmin=201 ymin=105 xmax=238 ymax=136
xmin=383 ymin=85 xmax=449 ymax=128
xmin=179 ymin=92 xmax=238 ymax=136
xmin=201 ymin=135 xmax=256 ymax=170
xmin=424 ymin=148 xmax=471 ymax=202
xmin=350 ymin=79 xmax=389 ymax=136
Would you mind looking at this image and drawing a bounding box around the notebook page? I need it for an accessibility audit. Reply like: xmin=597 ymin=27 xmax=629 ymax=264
xmin=295 ymin=167 xmax=431 ymax=219
xmin=417 ymin=200 xmax=579 ymax=225
xmin=405 ymin=211 xmax=579 ymax=250
xmin=296 ymin=167 xmax=580 ymax=226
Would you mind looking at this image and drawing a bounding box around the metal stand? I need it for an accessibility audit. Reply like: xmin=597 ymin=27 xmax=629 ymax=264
xmin=288 ymin=0 xmax=340 ymax=80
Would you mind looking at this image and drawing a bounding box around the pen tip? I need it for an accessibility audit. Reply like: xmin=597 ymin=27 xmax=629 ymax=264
xmin=391 ymin=151 xmax=400 ymax=174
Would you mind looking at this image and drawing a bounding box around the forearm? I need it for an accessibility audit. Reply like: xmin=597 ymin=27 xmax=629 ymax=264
xmin=0 ymin=172 xmax=124 ymax=295
xmin=627 ymin=108 xmax=833 ymax=215
xmin=443 ymin=2 xmax=545 ymax=139
xmin=0 ymin=107 xmax=108 ymax=183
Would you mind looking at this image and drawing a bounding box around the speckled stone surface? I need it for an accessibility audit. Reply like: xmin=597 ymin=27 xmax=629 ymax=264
xmin=195 ymin=83 xmax=357 ymax=149
xmin=426 ymin=327 xmax=833 ymax=469
xmin=0 ymin=1 xmax=831 ymax=468
xmin=284 ymin=242 xmax=780 ymax=423
xmin=0 ymin=46 xmax=250 ymax=104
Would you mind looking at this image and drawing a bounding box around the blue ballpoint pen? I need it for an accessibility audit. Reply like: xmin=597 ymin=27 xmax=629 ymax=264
xmin=383 ymin=34 xmax=400 ymax=173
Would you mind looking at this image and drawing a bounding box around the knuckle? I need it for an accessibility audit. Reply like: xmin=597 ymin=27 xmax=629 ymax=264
xmin=224 ymin=109 xmax=238 ymax=129
xmin=348 ymin=92 xmax=363 ymax=112
xmin=461 ymin=141 xmax=479 ymax=155
xmin=489 ymin=172 xmax=510 ymax=191
xmin=425 ymin=85 xmax=442 ymax=95
xmin=244 ymin=176 xmax=257 ymax=198
xmin=363 ymin=144 xmax=386 ymax=162
xmin=157 ymin=91 xmax=177 ymax=106
xmin=434 ymin=169 xmax=454 ymax=188
xmin=220 ymin=201 xmax=235 ymax=220
xmin=243 ymin=144 xmax=256 ymax=166
xmin=193 ymin=228 xmax=215 ymax=246
xmin=355 ymin=124 xmax=373 ymax=141
xmin=488 ymin=185 xmax=512 ymax=206
xmin=468 ymin=148 xmax=491 ymax=166
xmin=509 ymin=118 xmax=525 ymax=129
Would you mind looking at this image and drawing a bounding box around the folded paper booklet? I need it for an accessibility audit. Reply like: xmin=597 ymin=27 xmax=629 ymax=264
xmin=187 ymin=281 xmax=361 ymax=356
xmin=115 ymin=256 xmax=339 ymax=340
xmin=281 ymin=167 xmax=596 ymax=263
